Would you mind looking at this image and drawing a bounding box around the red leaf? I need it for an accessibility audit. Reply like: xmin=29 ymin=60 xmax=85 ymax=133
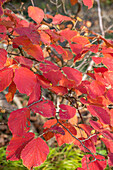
xmin=52 ymin=14 xmax=71 ymax=25
xmin=49 ymin=86 xmax=68 ymax=95
xmin=8 ymin=108 xmax=30 ymax=136
xmin=50 ymin=126 xmax=65 ymax=135
xmin=87 ymin=105 xmax=110 ymax=124
xmin=87 ymin=44 xmax=99 ymax=53
xmin=50 ymin=44 xmax=67 ymax=56
xmin=94 ymin=67 xmax=108 ymax=73
xmin=55 ymin=122 xmax=77 ymax=146
xmin=101 ymin=138 xmax=113 ymax=153
xmin=62 ymin=49 xmax=74 ymax=61
xmin=37 ymin=74 xmax=52 ymax=89
xmin=0 ymin=67 xmax=13 ymax=92
xmin=0 ymin=25 xmax=6 ymax=40
xmin=5 ymin=81 xmax=16 ymax=102
xmin=39 ymin=60 xmax=59 ymax=72
xmin=0 ymin=4 xmax=3 ymax=16
xmin=59 ymin=75 xmax=76 ymax=89
xmin=110 ymin=109 xmax=113 ymax=127
xmin=43 ymin=70 xmax=63 ymax=86
xmin=43 ymin=119 xmax=57 ymax=128
xmin=59 ymin=104 xmax=76 ymax=119
xmin=101 ymin=130 xmax=113 ymax=141
xmin=28 ymin=6 xmax=44 ymax=24
xmin=106 ymin=88 xmax=113 ymax=102
xmin=28 ymin=83 xmax=41 ymax=106
xmin=82 ymin=154 xmax=107 ymax=170
xmin=43 ymin=119 xmax=58 ymax=141
xmin=103 ymin=71 xmax=113 ymax=87
xmin=14 ymin=67 xmax=37 ymax=96
xmin=102 ymin=55 xmax=113 ymax=71
xmin=74 ymin=137 xmax=96 ymax=153
xmin=90 ymin=120 xmax=103 ymax=131
xmin=77 ymin=80 xmax=90 ymax=94
xmin=70 ymin=0 xmax=78 ymax=5
xmin=43 ymin=129 xmax=54 ymax=141
xmin=13 ymin=36 xmax=44 ymax=61
xmin=86 ymin=80 xmax=105 ymax=98
xmin=108 ymin=153 xmax=113 ymax=167
xmin=21 ymin=137 xmax=49 ymax=169
xmin=14 ymin=56 xmax=33 ymax=69
xmin=60 ymin=29 xmax=78 ymax=42
xmin=40 ymin=31 xmax=51 ymax=45
xmin=0 ymin=1 xmax=6 ymax=16
xmin=62 ymin=67 xmax=82 ymax=86
xmin=14 ymin=27 xmax=40 ymax=45
xmin=72 ymin=36 xmax=89 ymax=46
xmin=82 ymin=0 xmax=93 ymax=9
xmin=44 ymin=119 xmax=77 ymax=145
xmin=70 ymin=44 xmax=83 ymax=55
xmin=0 ymin=48 xmax=7 ymax=69
xmin=79 ymin=124 xmax=97 ymax=143
xmin=39 ymin=61 xmax=63 ymax=85
xmin=30 ymin=98 xmax=56 ymax=118
xmin=6 ymin=132 xmax=34 ymax=161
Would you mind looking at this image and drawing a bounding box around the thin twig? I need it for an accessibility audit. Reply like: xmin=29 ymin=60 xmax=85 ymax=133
xmin=56 ymin=117 xmax=97 ymax=160
xmin=30 ymin=0 xmax=34 ymax=6
xmin=96 ymin=0 xmax=105 ymax=37
xmin=27 ymin=97 xmax=42 ymax=108
xmin=81 ymin=133 xmax=97 ymax=142
xmin=104 ymin=24 xmax=113 ymax=33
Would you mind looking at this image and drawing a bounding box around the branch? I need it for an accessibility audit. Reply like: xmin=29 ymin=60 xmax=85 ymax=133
xmin=30 ymin=0 xmax=34 ymax=6
xmin=104 ymin=24 xmax=113 ymax=33
xmin=56 ymin=117 xmax=105 ymax=163
xmin=96 ymin=0 xmax=105 ymax=37
xmin=27 ymin=97 xmax=43 ymax=108
xmin=56 ymin=117 xmax=97 ymax=160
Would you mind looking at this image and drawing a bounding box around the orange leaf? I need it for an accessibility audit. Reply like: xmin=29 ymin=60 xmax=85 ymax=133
xmin=70 ymin=0 xmax=78 ymax=6
xmin=28 ymin=6 xmax=44 ymax=24
xmin=82 ymin=0 xmax=93 ymax=9
xmin=5 ymin=81 xmax=16 ymax=102
xmin=52 ymin=14 xmax=71 ymax=25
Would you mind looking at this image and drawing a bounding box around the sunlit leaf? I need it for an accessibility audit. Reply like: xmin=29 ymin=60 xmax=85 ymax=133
xmin=14 ymin=67 xmax=37 ymax=96
xmin=21 ymin=137 xmax=49 ymax=169
xmin=82 ymin=0 xmax=93 ymax=9
xmin=28 ymin=6 xmax=44 ymax=24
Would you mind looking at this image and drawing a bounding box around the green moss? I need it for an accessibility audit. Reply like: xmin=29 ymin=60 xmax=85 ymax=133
xmin=0 ymin=144 xmax=83 ymax=170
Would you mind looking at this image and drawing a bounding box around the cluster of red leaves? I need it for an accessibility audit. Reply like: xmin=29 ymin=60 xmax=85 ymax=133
xmin=0 ymin=0 xmax=113 ymax=169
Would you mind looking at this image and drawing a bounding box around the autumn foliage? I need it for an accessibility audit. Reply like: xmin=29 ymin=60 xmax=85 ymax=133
xmin=0 ymin=0 xmax=113 ymax=169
